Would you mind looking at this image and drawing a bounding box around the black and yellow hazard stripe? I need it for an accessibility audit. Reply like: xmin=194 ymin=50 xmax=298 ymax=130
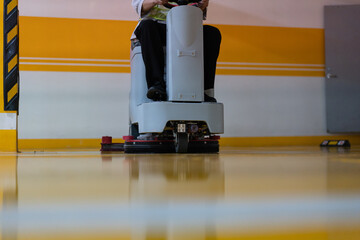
xmin=3 ymin=0 xmax=19 ymax=111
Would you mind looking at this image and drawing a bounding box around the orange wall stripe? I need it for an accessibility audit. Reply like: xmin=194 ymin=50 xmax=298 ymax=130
xmin=19 ymin=16 xmax=136 ymax=60
xmin=215 ymin=24 xmax=325 ymax=65
xmin=19 ymin=16 xmax=325 ymax=77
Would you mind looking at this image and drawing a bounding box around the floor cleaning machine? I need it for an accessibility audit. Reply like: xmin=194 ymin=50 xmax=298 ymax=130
xmin=102 ymin=0 xmax=224 ymax=153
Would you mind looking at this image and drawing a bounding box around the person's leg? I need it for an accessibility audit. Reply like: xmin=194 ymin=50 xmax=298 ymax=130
xmin=203 ymin=25 xmax=222 ymax=101
xmin=135 ymin=20 xmax=167 ymax=100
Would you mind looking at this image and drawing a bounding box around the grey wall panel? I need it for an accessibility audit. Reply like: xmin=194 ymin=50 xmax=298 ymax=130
xmin=325 ymin=5 xmax=360 ymax=133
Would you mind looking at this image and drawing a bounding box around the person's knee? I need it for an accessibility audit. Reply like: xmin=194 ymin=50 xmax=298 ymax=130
xmin=204 ymin=25 xmax=222 ymax=43
xmin=136 ymin=20 xmax=157 ymax=38
xmin=140 ymin=19 xmax=157 ymax=29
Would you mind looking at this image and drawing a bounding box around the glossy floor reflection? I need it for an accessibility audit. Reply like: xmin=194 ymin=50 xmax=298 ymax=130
xmin=1 ymin=147 xmax=360 ymax=240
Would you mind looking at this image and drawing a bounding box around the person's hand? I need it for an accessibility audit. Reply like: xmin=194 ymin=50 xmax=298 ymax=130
xmin=198 ymin=0 xmax=209 ymax=11
xmin=142 ymin=0 xmax=168 ymax=15
xmin=154 ymin=0 xmax=169 ymax=6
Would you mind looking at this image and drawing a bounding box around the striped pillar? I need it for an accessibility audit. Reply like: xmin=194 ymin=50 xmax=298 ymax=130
xmin=1 ymin=0 xmax=19 ymax=152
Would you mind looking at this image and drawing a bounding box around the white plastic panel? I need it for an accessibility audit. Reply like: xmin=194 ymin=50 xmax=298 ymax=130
xmin=166 ymin=6 xmax=204 ymax=102
xmin=136 ymin=102 xmax=224 ymax=134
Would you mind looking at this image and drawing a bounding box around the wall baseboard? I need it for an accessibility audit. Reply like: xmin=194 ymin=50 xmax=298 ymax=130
xmin=220 ymin=135 xmax=360 ymax=147
xmin=17 ymin=135 xmax=360 ymax=151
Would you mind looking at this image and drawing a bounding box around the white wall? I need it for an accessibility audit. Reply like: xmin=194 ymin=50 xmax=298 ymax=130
xmin=217 ymin=76 xmax=326 ymax=137
xmin=18 ymin=0 xmax=360 ymax=139
xmin=19 ymin=72 xmax=130 ymax=139
xmin=19 ymin=0 xmax=360 ymax=27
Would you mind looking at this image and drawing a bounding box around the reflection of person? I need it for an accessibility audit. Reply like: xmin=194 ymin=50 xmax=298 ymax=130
xmin=131 ymin=0 xmax=221 ymax=102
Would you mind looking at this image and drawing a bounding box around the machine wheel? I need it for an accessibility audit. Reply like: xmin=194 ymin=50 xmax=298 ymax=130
xmin=175 ymin=133 xmax=189 ymax=153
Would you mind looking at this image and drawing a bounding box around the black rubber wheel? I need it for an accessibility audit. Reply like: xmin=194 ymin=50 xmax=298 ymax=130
xmin=175 ymin=133 xmax=189 ymax=153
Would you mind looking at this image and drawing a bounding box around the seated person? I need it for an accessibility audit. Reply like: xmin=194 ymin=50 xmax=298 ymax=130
xmin=131 ymin=0 xmax=221 ymax=102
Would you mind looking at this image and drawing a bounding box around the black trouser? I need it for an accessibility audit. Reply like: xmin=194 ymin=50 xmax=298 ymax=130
xmin=134 ymin=19 xmax=221 ymax=90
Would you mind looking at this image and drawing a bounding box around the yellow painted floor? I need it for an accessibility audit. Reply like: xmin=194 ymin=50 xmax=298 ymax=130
xmin=1 ymin=146 xmax=360 ymax=240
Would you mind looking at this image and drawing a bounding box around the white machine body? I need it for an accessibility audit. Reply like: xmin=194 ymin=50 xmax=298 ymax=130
xmin=129 ymin=5 xmax=224 ymax=134
xmin=166 ymin=6 xmax=204 ymax=102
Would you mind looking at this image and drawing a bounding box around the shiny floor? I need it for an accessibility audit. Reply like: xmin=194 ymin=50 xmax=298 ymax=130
xmin=1 ymin=146 xmax=360 ymax=240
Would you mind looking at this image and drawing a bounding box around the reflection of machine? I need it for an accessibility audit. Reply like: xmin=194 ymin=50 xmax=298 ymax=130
xmin=0 ymin=157 xmax=18 ymax=240
xmin=127 ymin=154 xmax=224 ymax=200
xmin=124 ymin=0 xmax=224 ymax=153
xmin=127 ymin=154 xmax=224 ymax=240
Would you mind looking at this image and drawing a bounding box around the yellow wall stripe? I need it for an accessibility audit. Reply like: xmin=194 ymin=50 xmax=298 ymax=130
xmin=18 ymin=138 xmax=124 ymax=151
xmin=218 ymin=229 xmax=360 ymax=240
xmin=8 ymin=54 xmax=18 ymax=73
xmin=19 ymin=63 xmax=324 ymax=76
xmin=7 ymin=25 xmax=18 ymax=43
xmin=20 ymin=64 xmax=131 ymax=74
xmin=20 ymin=58 xmax=130 ymax=65
xmin=216 ymin=69 xmax=325 ymax=77
xmin=19 ymin=16 xmax=325 ymax=77
xmin=4 ymin=229 xmax=360 ymax=240
xmin=7 ymin=82 xmax=18 ymax=102
xmin=17 ymin=135 xmax=360 ymax=151
xmin=217 ymin=63 xmax=325 ymax=70
xmin=20 ymin=58 xmax=325 ymax=76
xmin=6 ymin=0 xmax=18 ymax=15
xmin=0 ymin=130 xmax=17 ymax=152
xmin=220 ymin=135 xmax=360 ymax=147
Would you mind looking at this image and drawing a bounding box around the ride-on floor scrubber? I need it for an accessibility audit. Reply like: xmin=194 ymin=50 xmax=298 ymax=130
xmin=103 ymin=0 xmax=224 ymax=153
